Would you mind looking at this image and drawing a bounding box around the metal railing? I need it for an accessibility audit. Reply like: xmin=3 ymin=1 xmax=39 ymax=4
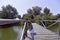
xmin=20 ymin=22 xmax=26 ymax=40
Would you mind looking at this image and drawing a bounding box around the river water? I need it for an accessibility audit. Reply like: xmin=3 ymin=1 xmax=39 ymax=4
xmin=0 ymin=26 xmax=23 ymax=40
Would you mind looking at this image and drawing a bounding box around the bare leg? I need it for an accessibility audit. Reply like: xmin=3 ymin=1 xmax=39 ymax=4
xmin=31 ymin=34 xmax=34 ymax=40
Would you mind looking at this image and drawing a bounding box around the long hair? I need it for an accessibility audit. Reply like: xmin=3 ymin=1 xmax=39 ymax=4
xmin=27 ymin=20 xmax=33 ymax=30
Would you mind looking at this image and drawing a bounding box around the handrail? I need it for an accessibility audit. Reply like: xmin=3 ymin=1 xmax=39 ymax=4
xmin=40 ymin=21 xmax=46 ymax=28
xmin=47 ymin=21 xmax=58 ymax=28
xmin=0 ymin=19 xmax=60 ymax=22
xmin=20 ymin=22 xmax=26 ymax=40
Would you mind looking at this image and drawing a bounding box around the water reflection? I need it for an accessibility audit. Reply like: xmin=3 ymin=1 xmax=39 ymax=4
xmin=0 ymin=26 xmax=23 ymax=40
xmin=13 ymin=26 xmax=23 ymax=40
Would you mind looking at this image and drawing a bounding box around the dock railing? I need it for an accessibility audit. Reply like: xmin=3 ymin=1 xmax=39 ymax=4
xmin=20 ymin=22 xmax=26 ymax=40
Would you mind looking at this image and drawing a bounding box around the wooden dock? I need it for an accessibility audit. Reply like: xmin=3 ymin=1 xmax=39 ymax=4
xmin=25 ymin=23 xmax=59 ymax=40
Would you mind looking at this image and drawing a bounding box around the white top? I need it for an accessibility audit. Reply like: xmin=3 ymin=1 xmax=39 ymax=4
xmin=27 ymin=29 xmax=35 ymax=34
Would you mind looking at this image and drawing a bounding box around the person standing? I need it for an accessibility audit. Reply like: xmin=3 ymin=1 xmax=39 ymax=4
xmin=27 ymin=20 xmax=36 ymax=40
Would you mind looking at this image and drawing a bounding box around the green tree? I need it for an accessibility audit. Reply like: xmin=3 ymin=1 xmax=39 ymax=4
xmin=17 ymin=15 xmax=21 ymax=19
xmin=43 ymin=7 xmax=50 ymax=15
xmin=23 ymin=13 xmax=31 ymax=20
xmin=1 ymin=5 xmax=19 ymax=19
xmin=56 ymin=14 xmax=60 ymax=19
xmin=27 ymin=9 xmax=33 ymax=14
xmin=32 ymin=6 xmax=42 ymax=15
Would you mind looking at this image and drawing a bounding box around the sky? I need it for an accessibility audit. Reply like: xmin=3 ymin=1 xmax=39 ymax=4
xmin=0 ymin=0 xmax=60 ymax=16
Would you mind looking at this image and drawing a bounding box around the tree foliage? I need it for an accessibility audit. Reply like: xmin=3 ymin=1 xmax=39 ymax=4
xmin=27 ymin=9 xmax=33 ymax=14
xmin=43 ymin=7 xmax=50 ymax=14
xmin=32 ymin=6 xmax=42 ymax=15
xmin=0 ymin=5 xmax=20 ymax=19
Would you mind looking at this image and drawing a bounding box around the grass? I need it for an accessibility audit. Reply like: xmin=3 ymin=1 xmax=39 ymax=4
xmin=48 ymin=24 xmax=58 ymax=32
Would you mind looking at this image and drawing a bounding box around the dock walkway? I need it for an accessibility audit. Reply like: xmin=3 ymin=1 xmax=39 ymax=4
xmin=25 ymin=23 xmax=59 ymax=40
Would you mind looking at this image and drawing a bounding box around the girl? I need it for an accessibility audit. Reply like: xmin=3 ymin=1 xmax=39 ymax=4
xmin=27 ymin=20 xmax=36 ymax=40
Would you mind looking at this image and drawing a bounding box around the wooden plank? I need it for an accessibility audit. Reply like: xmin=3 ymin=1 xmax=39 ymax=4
xmin=25 ymin=23 xmax=59 ymax=40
